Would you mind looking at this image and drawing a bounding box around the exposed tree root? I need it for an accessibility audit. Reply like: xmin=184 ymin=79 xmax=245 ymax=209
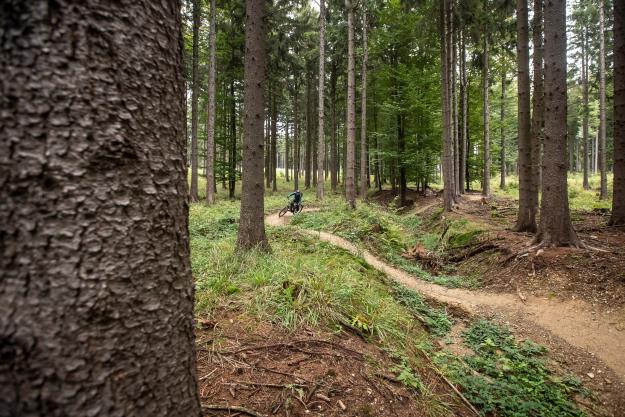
xmin=202 ymin=404 xmax=266 ymax=417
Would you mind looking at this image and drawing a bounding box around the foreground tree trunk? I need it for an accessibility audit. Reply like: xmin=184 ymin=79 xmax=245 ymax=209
xmin=599 ymin=0 xmax=608 ymax=200
xmin=330 ymin=60 xmax=338 ymax=192
xmin=206 ymin=0 xmax=217 ymax=204
xmin=536 ymin=0 xmax=581 ymax=247
xmin=345 ymin=0 xmax=357 ymax=208
xmin=360 ymin=8 xmax=369 ymax=201
xmin=190 ymin=0 xmax=201 ymax=201
xmin=317 ymin=0 xmax=326 ymax=200
xmin=611 ymin=0 xmax=625 ymax=225
xmin=237 ymin=0 xmax=269 ymax=251
xmin=0 ymin=1 xmax=202 ymax=415
xmin=515 ymin=0 xmax=536 ymax=232
xmin=482 ymin=33 xmax=491 ymax=197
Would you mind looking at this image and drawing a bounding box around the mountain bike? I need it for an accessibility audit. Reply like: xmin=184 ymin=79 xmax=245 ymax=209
xmin=278 ymin=200 xmax=303 ymax=217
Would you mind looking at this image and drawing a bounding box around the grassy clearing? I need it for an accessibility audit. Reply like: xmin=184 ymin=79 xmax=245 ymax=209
xmin=433 ymin=320 xmax=589 ymax=417
xmin=291 ymin=198 xmax=479 ymax=288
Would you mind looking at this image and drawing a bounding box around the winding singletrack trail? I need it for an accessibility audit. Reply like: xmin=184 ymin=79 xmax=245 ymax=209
xmin=266 ymin=208 xmax=625 ymax=382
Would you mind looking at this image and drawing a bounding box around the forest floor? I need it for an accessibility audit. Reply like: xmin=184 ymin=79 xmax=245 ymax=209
xmin=191 ymin=181 xmax=625 ymax=417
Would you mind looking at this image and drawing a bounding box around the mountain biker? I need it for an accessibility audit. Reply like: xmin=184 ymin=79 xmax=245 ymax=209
xmin=288 ymin=190 xmax=302 ymax=212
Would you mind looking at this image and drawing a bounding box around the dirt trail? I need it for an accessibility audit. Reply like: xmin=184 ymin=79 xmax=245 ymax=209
xmin=267 ymin=209 xmax=625 ymax=382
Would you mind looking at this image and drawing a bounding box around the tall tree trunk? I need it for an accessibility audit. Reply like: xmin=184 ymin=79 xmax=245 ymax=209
xmin=229 ymin=81 xmax=236 ymax=199
xmin=317 ymin=0 xmax=326 ymax=199
xmin=482 ymin=32 xmax=491 ymax=196
xmin=582 ymin=27 xmax=590 ymax=190
xmin=536 ymin=0 xmax=580 ymax=247
xmin=190 ymin=0 xmax=201 ymax=202
xmin=600 ymin=20 xmax=607 ymax=196
xmin=206 ymin=0 xmax=217 ymax=204
xmin=330 ymin=60 xmax=338 ymax=192
xmin=373 ymin=76 xmax=382 ymax=192
xmin=460 ymin=30 xmax=468 ymax=194
xmin=515 ymin=0 xmax=535 ymax=232
xmin=345 ymin=0 xmax=357 ymax=208
xmin=611 ymin=0 xmax=625 ymax=224
xmin=531 ymin=0 xmax=543 ymax=225
xmin=398 ymin=115 xmax=407 ymax=206
xmin=285 ymin=115 xmax=290 ymax=182
xmin=0 ymin=1 xmax=202 ymax=415
xmin=294 ymin=84 xmax=300 ymax=191
xmin=500 ymin=71 xmax=507 ymax=189
xmin=452 ymin=20 xmax=460 ymax=196
xmin=440 ymin=0 xmax=454 ymax=211
xmin=271 ymin=94 xmax=278 ymax=192
xmin=360 ymin=8 xmax=369 ymax=201
xmin=237 ymin=0 xmax=269 ymax=251
xmin=305 ymin=77 xmax=312 ymax=189
xmin=265 ymin=98 xmax=271 ymax=188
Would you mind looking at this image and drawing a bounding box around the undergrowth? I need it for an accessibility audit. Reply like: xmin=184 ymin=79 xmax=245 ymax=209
xmin=434 ymin=320 xmax=588 ymax=417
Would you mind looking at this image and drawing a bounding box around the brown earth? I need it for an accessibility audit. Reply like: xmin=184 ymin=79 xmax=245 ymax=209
xmin=197 ymin=309 xmax=475 ymax=417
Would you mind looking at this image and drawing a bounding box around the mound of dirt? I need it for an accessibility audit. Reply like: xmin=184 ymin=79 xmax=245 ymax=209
xmin=196 ymin=310 xmax=474 ymax=417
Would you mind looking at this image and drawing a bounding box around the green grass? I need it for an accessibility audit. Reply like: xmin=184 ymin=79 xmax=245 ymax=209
xmin=291 ymin=199 xmax=479 ymax=288
xmin=434 ymin=321 xmax=589 ymax=417
xmin=494 ymin=173 xmax=612 ymax=212
xmin=191 ymin=200 xmax=434 ymax=351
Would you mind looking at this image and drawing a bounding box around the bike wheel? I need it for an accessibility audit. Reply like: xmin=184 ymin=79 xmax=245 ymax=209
xmin=295 ymin=204 xmax=303 ymax=214
xmin=278 ymin=206 xmax=289 ymax=217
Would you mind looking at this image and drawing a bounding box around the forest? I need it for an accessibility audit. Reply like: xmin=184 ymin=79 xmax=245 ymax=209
xmin=1 ymin=0 xmax=624 ymax=416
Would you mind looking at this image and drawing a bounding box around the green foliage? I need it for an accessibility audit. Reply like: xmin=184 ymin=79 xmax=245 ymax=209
xmin=390 ymin=283 xmax=453 ymax=337
xmin=434 ymin=321 xmax=587 ymax=417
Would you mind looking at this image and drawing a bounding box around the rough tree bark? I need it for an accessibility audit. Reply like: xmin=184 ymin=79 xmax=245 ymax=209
xmin=515 ymin=0 xmax=536 ymax=232
xmin=500 ymin=71 xmax=507 ymax=189
xmin=360 ymin=7 xmax=369 ymax=201
xmin=206 ymin=0 xmax=217 ymax=204
xmin=531 ymin=0 xmax=543 ymax=224
xmin=536 ymin=0 xmax=581 ymax=247
xmin=237 ymin=0 xmax=269 ymax=251
xmin=482 ymin=32 xmax=491 ymax=197
xmin=0 ymin=1 xmax=202 ymax=415
xmin=190 ymin=0 xmax=201 ymax=201
xmin=345 ymin=0 xmax=357 ymax=208
xmin=582 ymin=27 xmax=590 ymax=190
xmin=285 ymin=116 xmax=290 ymax=182
xmin=294 ymin=83 xmax=300 ymax=191
xmin=440 ymin=0 xmax=455 ymax=211
xmin=599 ymin=0 xmax=608 ymax=200
xmin=229 ymin=81 xmax=236 ymax=199
xmin=452 ymin=18 xmax=460 ymax=196
xmin=611 ymin=0 xmax=625 ymax=225
xmin=460 ymin=30 xmax=468 ymax=194
xmin=271 ymin=94 xmax=278 ymax=192
xmin=305 ymin=77 xmax=312 ymax=189
xmin=317 ymin=0 xmax=326 ymax=200
xmin=330 ymin=60 xmax=338 ymax=192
